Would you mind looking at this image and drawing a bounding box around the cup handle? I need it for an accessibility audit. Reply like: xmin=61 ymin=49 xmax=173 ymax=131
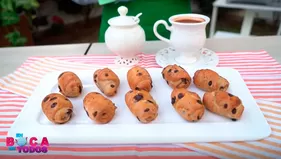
xmin=153 ymin=20 xmax=171 ymax=44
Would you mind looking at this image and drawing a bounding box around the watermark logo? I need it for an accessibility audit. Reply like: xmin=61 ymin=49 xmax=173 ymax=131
xmin=6 ymin=133 xmax=49 ymax=153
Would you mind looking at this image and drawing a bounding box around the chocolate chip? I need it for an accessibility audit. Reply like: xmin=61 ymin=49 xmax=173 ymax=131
xmin=174 ymin=70 xmax=179 ymax=73
xmin=137 ymin=72 xmax=142 ymax=76
xmin=110 ymin=84 xmax=115 ymax=88
xmin=162 ymin=73 xmax=165 ymax=79
xmin=220 ymin=86 xmax=224 ymax=90
xmin=181 ymin=78 xmax=188 ymax=84
xmin=231 ymin=118 xmax=237 ymax=121
xmin=178 ymin=93 xmax=184 ymax=99
xmin=94 ymin=74 xmax=97 ymax=79
xmin=136 ymin=116 xmax=140 ymax=121
xmin=93 ymin=111 xmax=97 ymax=117
xmin=144 ymin=108 xmax=150 ymax=112
xmin=208 ymin=81 xmax=212 ymax=86
xmin=197 ymin=116 xmax=200 ymax=120
xmin=135 ymin=87 xmax=140 ymax=90
xmin=79 ymin=85 xmax=82 ymax=93
xmin=150 ymin=82 xmax=153 ymax=88
xmin=66 ymin=109 xmax=72 ymax=115
xmin=94 ymin=79 xmax=97 ymax=83
xmin=102 ymin=113 xmax=106 ymax=116
xmin=86 ymin=111 xmax=89 ymax=117
xmin=197 ymin=100 xmax=202 ymax=105
xmin=147 ymin=100 xmax=154 ymax=104
xmin=134 ymin=94 xmax=143 ymax=102
xmin=58 ymin=72 xmax=64 ymax=79
xmin=168 ymin=69 xmax=172 ymax=73
xmin=114 ymin=91 xmax=117 ymax=94
xmin=228 ymin=93 xmax=233 ymax=97
xmin=224 ymin=104 xmax=228 ymax=108
xmin=171 ymin=97 xmax=176 ymax=105
xmin=51 ymin=102 xmax=57 ymax=108
xmin=105 ymin=73 xmax=108 ymax=77
xmin=50 ymin=97 xmax=57 ymax=101
xmin=65 ymin=98 xmax=69 ymax=101
xmin=166 ymin=80 xmax=169 ymax=85
xmin=232 ymin=108 xmax=237 ymax=114
xmin=43 ymin=96 xmax=50 ymax=102
xmin=58 ymin=85 xmax=62 ymax=92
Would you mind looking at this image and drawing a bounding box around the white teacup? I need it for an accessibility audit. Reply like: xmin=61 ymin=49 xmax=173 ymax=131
xmin=153 ymin=14 xmax=210 ymax=64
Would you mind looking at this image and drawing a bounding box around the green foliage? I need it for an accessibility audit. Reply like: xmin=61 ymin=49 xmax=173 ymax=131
xmin=5 ymin=30 xmax=27 ymax=46
xmin=0 ymin=0 xmax=39 ymax=46
xmin=15 ymin=0 xmax=39 ymax=11
xmin=0 ymin=11 xmax=19 ymax=26
xmin=0 ymin=0 xmax=39 ymax=26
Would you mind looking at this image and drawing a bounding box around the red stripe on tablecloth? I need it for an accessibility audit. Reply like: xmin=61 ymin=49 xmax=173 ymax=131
xmin=0 ymin=109 xmax=22 ymax=112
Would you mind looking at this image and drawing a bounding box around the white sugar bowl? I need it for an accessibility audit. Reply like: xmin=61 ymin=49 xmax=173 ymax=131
xmin=105 ymin=6 xmax=145 ymax=66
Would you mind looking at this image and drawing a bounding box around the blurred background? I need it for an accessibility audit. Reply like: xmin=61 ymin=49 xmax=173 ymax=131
xmin=0 ymin=0 xmax=280 ymax=47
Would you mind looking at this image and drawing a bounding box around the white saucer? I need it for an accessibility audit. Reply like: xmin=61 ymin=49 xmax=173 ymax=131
xmin=155 ymin=47 xmax=219 ymax=68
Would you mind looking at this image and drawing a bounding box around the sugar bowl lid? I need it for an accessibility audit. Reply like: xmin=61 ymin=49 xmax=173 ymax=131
xmin=108 ymin=6 xmax=142 ymax=27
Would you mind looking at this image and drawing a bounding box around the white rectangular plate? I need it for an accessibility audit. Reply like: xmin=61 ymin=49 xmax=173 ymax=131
xmin=8 ymin=67 xmax=271 ymax=144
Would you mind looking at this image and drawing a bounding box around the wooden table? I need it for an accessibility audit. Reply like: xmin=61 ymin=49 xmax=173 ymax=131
xmin=0 ymin=36 xmax=280 ymax=77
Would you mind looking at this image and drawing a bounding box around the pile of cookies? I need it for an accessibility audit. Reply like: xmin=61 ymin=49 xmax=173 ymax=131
xmin=41 ymin=64 xmax=244 ymax=125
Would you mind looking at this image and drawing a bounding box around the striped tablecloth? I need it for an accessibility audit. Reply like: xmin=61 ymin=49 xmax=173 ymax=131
xmin=0 ymin=50 xmax=281 ymax=159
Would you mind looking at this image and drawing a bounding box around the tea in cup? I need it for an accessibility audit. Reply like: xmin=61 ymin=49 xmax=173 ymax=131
xmin=153 ymin=14 xmax=210 ymax=64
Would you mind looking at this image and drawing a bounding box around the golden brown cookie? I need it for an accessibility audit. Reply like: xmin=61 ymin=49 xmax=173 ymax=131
xmin=58 ymin=71 xmax=83 ymax=98
xmin=203 ymin=91 xmax=244 ymax=121
xmin=161 ymin=64 xmax=191 ymax=89
xmin=171 ymin=88 xmax=205 ymax=122
xmin=193 ymin=69 xmax=229 ymax=92
xmin=94 ymin=68 xmax=120 ymax=97
xmin=125 ymin=90 xmax=158 ymax=124
xmin=83 ymin=92 xmax=117 ymax=124
xmin=41 ymin=93 xmax=73 ymax=124
xmin=127 ymin=66 xmax=153 ymax=92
